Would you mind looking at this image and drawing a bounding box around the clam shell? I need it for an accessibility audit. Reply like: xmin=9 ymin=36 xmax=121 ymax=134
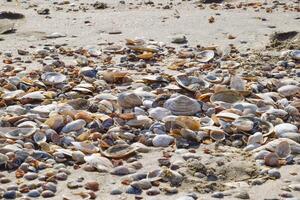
xmin=290 ymin=50 xmax=300 ymax=60
xmin=71 ymin=142 xmax=99 ymax=154
xmin=33 ymin=132 xmax=47 ymax=145
xmin=275 ymin=141 xmax=291 ymax=158
xmin=84 ymin=154 xmax=113 ymax=172
xmin=126 ymin=115 xmax=153 ymax=128
xmin=278 ymin=85 xmax=300 ymax=97
xmin=210 ymin=131 xmax=225 ymax=141
xmin=233 ymin=116 xmax=273 ymax=136
xmin=41 ymin=72 xmax=66 ymax=85
xmin=0 ymin=153 xmax=9 ymax=165
xmin=210 ymin=90 xmax=243 ymax=104
xmin=175 ymin=116 xmax=201 ymax=131
xmin=2 ymin=127 xmax=37 ymax=139
xmin=175 ymin=74 xmax=209 ymax=92
xmin=196 ymin=50 xmax=215 ymax=62
xmin=252 ymin=138 xmax=300 ymax=155
xmin=102 ymin=70 xmax=130 ymax=84
xmin=101 ymin=144 xmax=136 ymax=159
xmin=20 ymin=91 xmax=45 ymax=104
xmin=164 ymin=95 xmax=202 ymax=115
xmin=117 ymin=92 xmax=143 ymax=109
xmin=264 ymin=152 xmax=280 ymax=167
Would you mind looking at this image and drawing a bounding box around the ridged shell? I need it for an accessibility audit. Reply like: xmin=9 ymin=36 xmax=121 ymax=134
xmin=164 ymin=95 xmax=201 ymax=115
xmin=84 ymin=154 xmax=113 ymax=172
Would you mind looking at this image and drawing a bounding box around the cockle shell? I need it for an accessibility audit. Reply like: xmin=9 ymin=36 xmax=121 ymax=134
xmin=164 ymin=95 xmax=202 ymax=115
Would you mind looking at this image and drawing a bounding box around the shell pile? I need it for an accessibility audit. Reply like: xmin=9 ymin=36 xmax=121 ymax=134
xmin=0 ymin=2 xmax=300 ymax=198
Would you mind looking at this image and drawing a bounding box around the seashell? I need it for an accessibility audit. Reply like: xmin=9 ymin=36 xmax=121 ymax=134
xmin=232 ymin=117 xmax=255 ymax=132
xmin=75 ymin=111 xmax=94 ymax=123
xmin=274 ymin=123 xmax=298 ymax=137
xmin=230 ymin=75 xmax=246 ymax=92
xmin=277 ymin=132 xmax=300 ymax=143
xmin=44 ymin=114 xmax=65 ymax=131
xmin=84 ymin=181 xmax=99 ymax=191
xmin=196 ymin=50 xmax=214 ymax=62
xmin=247 ymin=132 xmax=263 ymax=145
xmin=80 ymin=67 xmax=97 ymax=78
xmin=175 ymin=116 xmax=201 ymax=131
xmin=94 ymin=93 xmax=117 ymax=101
xmin=210 ymin=90 xmax=243 ymax=105
xmin=152 ymin=135 xmax=174 ymax=147
xmin=149 ymin=107 xmax=172 ymax=121
xmin=275 ymin=141 xmax=291 ymax=158
xmin=71 ymin=142 xmax=99 ymax=154
xmin=0 ymin=153 xmax=9 ymax=165
xmin=2 ymin=90 xmax=25 ymax=101
xmin=126 ymin=115 xmax=153 ymax=128
xmin=215 ymin=112 xmax=240 ymax=121
xmin=175 ymin=74 xmax=209 ymax=92
xmin=3 ymin=127 xmax=37 ymax=139
xmin=84 ymin=154 xmax=113 ymax=172
xmin=41 ymin=72 xmax=67 ymax=85
xmin=199 ymin=116 xmax=214 ymax=127
xmin=164 ymin=95 xmax=202 ymax=115
xmin=101 ymin=144 xmax=136 ymax=159
xmin=71 ymin=151 xmax=85 ymax=163
xmin=252 ymin=138 xmax=300 ymax=155
xmin=61 ymin=119 xmax=86 ymax=133
xmin=220 ymin=61 xmax=240 ymax=69
xmin=33 ymin=132 xmax=47 ymax=145
xmin=117 ymin=92 xmax=143 ymax=109
xmin=290 ymin=50 xmax=300 ymax=60
xmin=278 ymin=85 xmax=300 ymax=97
xmin=137 ymin=51 xmax=154 ymax=60
xmin=102 ymin=70 xmax=130 ymax=84
xmin=232 ymin=116 xmax=273 ymax=136
xmin=98 ymin=100 xmax=114 ymax=114
xmin=264 ymin=152 xmax=280 ymax=167
xmin=20 ymin=91 xmax=45 ymax=104
xmin=204 ymin=73 xmax=223 ymax=84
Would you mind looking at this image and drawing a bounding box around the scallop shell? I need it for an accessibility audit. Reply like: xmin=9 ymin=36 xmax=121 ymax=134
xmin=20 ymin=91 xmax=45 ymax=104
xmin=117 ymin=92 xmax=143 ymax=109
xmin=3 ymin=127 xmax=37 ymax=139
xmin=210 ymin=90 xmax=243 ymax=104
xmin=41 ymin=72 xmax=66 ymax=85
xmin=98 ymin=100 xmax=114 ymax=114
xmin=71 ymin=142 xmax=99 ymax=154
xmin=275 ymin=141 xmax=291 ymax=158
xmin=175 ymin=74 xmax=209 ymax=92
xmin=100 ymin=144 xmax=136 ymax=159
xmin=164 ymin=95 xmax=202 ymax=115
xmin=196 ymin=50 xmax=215 ymax=62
